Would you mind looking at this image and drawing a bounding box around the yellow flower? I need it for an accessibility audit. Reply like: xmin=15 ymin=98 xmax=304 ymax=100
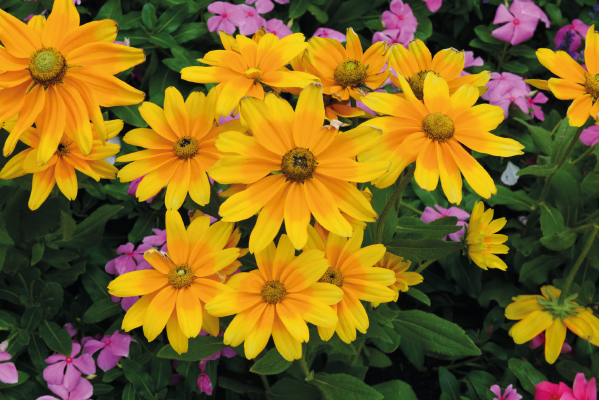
xmin=116 ymin=87 xmax=245 ymax=210
xmin=181 ymin=30 xmax=316 ymax=117
xmin=205 ymin=234 xmax=343 ymax=361
xmin=209 ymin=83 xmax=389 ymax=254
xmin=506 ymin=285 xmax=599 ymax=364
xmin=371 ymin=252 xmax=422 ymax=307
xmin=527 ymin=26 xmax=599 ymax=126
xmin=0 ymin=120 xmax=122 ymax=210
xmin=0 ymin=115 xmax=17 ymax=132
xmin=303 ymin=225 xmax=396 ymax=343
xmin=465 ymin=201 xmax=508 ymax=271
xmin=108 ymin=210 xmax=241 ymax=354
xmin=359 ymin=73 xmax=524 ymax=203
xmin=0 ymin=1 xmax=145 ymax=165
xmin=305 ymin=28 xmax=390 ymax=101
xmin=388 ymin=39 xmax=490 ymax=100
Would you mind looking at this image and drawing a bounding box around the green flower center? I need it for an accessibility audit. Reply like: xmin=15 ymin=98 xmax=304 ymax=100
xmin=261 ymin=280 xmax=286 ymax=304
xmin=281 ymin=147 xmax=317 ymax=182
xmin=29 ymin=47 xmax=67 ymax=87
xmin=537 ymin=292 xmax=580 ymax=322
xmin=422 ymin=112 xmax=455 ymax=142
xmin=318 ymin=267 xmax=344 ymax=287
xmin=334 ymin=58 xmax=367 ymax=88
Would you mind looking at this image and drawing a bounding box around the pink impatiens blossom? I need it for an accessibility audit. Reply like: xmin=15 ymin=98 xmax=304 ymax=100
xmin=482 ymin=72 xmax=529 ymax=118
xmin=83 ymin=331 xmax=133 ymax=372
xmin=458 ymin=51 xmax=484 ymax=76
xmin=197 ymin=362 xmax=213 ymax=395
xmin=423 ymin=0 xmax=442 ymax=12
xmin=421 ymin=205 xmax=470 ymax=242
xmin=313 ymin=28 xmax=347 ymax=42
xmin=43 ymin=343 xmax=95 ymax=391
xmin=491 ymin=384 xmax=522 ymax=400
xmin=525 ymin=90 xmax=548 ymax=121
xmin=245 ymin=0 xmax=289 ymax=14
xmin=0 ymin=341 xmax=18 ymax=384
xmin=110 ymin=294 xmax=140 ymax=312
xmin=238 ymin=5 xmax=267 ymax=35
xmin=562 ymin=373 xmax=597 ymax=400
xmin=143 ymin=228 xmax=168 ymax=252
xmin=207 ymin=1 xmax=245 ymax=35
xmin=382 ymin=0 xmax=418 ymax=33
xmin=37 ymin=377 xmax=93 ymax=400
xmin=580 ymin=125 xmax=599 ymax=147
xmin=265 ymin=18 xmax=292 ymax=38
xmin=372 ymin=29 xmax=414 ymax=47
xmin=127 ymin=176 xmax=158 ymax=204
xmin=535 ymin=381 xmax=574 ymax=400
xmin=492 ymin=0 xmax=550 ymax=46
xmin=63 ymin=324 xmax=77 ymax=338
xmin=555 ymin=19 xmax=589 ymax=57
xmin=105 ymin=243 xmax=153 ymax=276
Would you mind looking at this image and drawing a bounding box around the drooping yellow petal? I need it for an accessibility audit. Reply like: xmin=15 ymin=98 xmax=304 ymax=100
xmin=143 ymin=286 xmax=178 ymax=341
xmin=544 ymin=320 xmax=566 ymax=364
xmin=508 ymin=310 xmax=553 ymax=344
xmin=176 ymin=287 xmax=203 ymax=338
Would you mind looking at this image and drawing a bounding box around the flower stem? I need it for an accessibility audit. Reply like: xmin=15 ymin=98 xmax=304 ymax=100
xmin=299 ymin=352 xmax=311 ymax=378
xmin=351 ymin=340 xmax=365 ymax=366
xmin=400 ymin=201 xmax=423 ymax=215
xmin=415 ymin=259 xmax=436 ymax=274
xmin=496 ymin=42 xmax=510 ymax=73
xmin=350 ymin=98 xmax=359 ymax=129
xmin=572 ymin=144 xmax=596 ymax=165
xmin=376 ymin=165 xmax=415 ymax=244
xmin=260 ymin=374 xmax=270 ymax=392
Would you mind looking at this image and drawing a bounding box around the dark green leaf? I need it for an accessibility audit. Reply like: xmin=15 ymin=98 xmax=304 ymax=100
xmin=121 ymin=358 xmax=156 ymax=400
xmin=151 ymin=356 xmax=172 ymax=391
xmin=250 ymin=348 xmax=292 ymax=375
xmin=142 ymin=3 xmax=157 ymax=29
xmin=172 ymin=22 xmax=208 ymax=43
xmin=21 ymin=307 xmax=41 ymax=331
xmin=372 ymin=380 xmax=417 ymax=400
xmin=473 ymin=25 xmax=503 ymax=44
xmin=28 ymin=335 xmax=48 ymax=371
xmin=218 ymin=376 xmax=263 ymax=395
xmin=39 ymin=320 xmax=72 ymax=356
xmin=540 ymin=203 xmax=565 ymax=237
xmin=83 ymin=298 xmax=122 ymax=323
xmin=111 ymin=105 xmax=148 ymax=128
xmin=439 ymin=367 xmax=461 ymax=400
xmin=156 ymin=5 xmax=190 ymax=34
xmin=404 ymin=287 xmax=430 ymax=305
xmin=519 ymin=255 xmax=564 ymax=285
xmin=60 ymin=210 xmax=77 ymax=242
xmin=395 ymin=217 xmax=461 ymax=240
xmin=517 ymin=164 xmax=557 ymax=177
xmin=552 ymin=118 xmax=579 ymax=164
xmin=514 ymin=118 xmax=553 ymax=155
xmin=539 ymin=228 xmax=577 ymax=251
xmin=268 ymin=377 xmax=321 ymax=400
xmin=508 ymin=358 xmax=547 ymax=394
xmin=385 ymin=239 xmax=462 ymax=262
xmin=399 ymin=337 xmax=424 ymax=370
xmin=311 ymin=373 xmax=383 ymax=400
xmin=487 ymin=185 xmax=535 ymax=212
xmin=157 ymin=335 xmax=226 ymax=361
xmin=289 ymin=0 xmax=310 ymax=18
xmin=307 ymin=4 xmax=329 ymax=23
xmin=81 ymin=266 xmax=111 ymax=302
xmin=556 ymin=360 xmax=592 ymax=381
xmin=95 ymin=0 xmax=122 ymax=22
xmin=502 ymin=61 xmax=529 ymax=74
xmin=58 ymin=205 xmax=123 ymax=249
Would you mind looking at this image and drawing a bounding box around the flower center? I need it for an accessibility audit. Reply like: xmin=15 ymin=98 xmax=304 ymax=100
xmin=56 ymin=141 xmax=71 ymax=157
xmin=281 ymin=147 xmax=317 ymax=182
xmin=168 ymin=264 xmax=195 ymax=289
xmin=29 ymin=47 xmax=67 ymax=87
xmin=243 ymin=68 xmax=262 ymax=81
xmin=422 ymin=113 xmax=455 ymax=142
xmin=249 ymin=12 xmax=254 ymax=16
xmin=318 ymin=267 xmax=344 ymax=287
xmin=222 ymin=13 xmax=227 ymax=18
xmin=334 ymin=58 xmax=367 ymax=88
xmin=323 ymin=94 xmax=342 ymax=108
xmin=513 ymin=19 xmax=520 ymax=25
xmin=398 ymin=15 xmax=404 ymax=20
xmin=66 ymin=357 xmax=72 ymax=363
xmin=408 ymin=70 xmax=439 ymax=100
xmin=173 ymin=136 xmax=199 ymax=159
xmin=261 ymin=280 xmax=286 ymax=304
xmin=585 ymin=73 xmax=599 ymax=99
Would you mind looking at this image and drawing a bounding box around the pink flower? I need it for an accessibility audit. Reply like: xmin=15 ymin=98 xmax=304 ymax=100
xmin=0 ymin=341 xmax=18 ymax=384
xmin=238 ymin=5 xmax=267 ymax=36
xmin=197 ymin=362 xmax=213 ymax=395
xmin=561 ymin=373 xmax=597 ymax=400
xmin=525 ymin=90 xmax=548 ymax=121
xmin=482 ymin=72 xmax=529 ymax=118
xmin=37 ymin=377 xmax=93 ymax=400
xmin=83 ymin=331 xmax=133 ymax=372
xmin=535 ymin=381 xmax=574 ymax=400
xmin=555 ymin=19 xmax=589 ymax=55
xmin=143 ymin=228 xmax=168 ymax=252
xmin=43 ymin=343 xmax=95 ymax=391
xmin=423 ymin=0 xmax=442 ymax=12
xmin=313 ymin=28 xmax=347 ymax=42
xmin=421 ymin=205 xmax=470 ymax=242
xmin=491 ymin=384 xmax=523 ymax=400
xmin=458 ymin=51 xmax=484 ymax=76
xmin=105 ymin=243 xmax=153 ymax=276
xmin=207 ymin=2 xmax=245 ymax=35
xmin=490 ymin=87 xmax=529 ymax=118
xmin=110 ymin=294 xmax=140 ymax=311
xmin=382 ymin=0 xmax=418 ymax=33
xmin=245 ymin=0 xmax=289 ymax=14
xmin=63 ymin=324 xmax=77 ymax=338
xmin=265 ymin=18 xmax=292 ymax=38
xmin=492 ymin=0 xmax=550 ymax=45
xmin=580 ymin=125 xmax=599 ymax=147
xmin=372 ymin=29 xmax=414 ymax=47
xmin=127 ymin=176 xmax=157 ymax=203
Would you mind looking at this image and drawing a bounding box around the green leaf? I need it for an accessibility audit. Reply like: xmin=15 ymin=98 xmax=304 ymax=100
xmin=508 ymin=44 xmax=538 ymax=59
xmin=473 ymin=25 xmax=503 ymax=45
xmin=268 ymin=377 xmax=321 ymax=400
xmin=151 ymin=356 xmax=172 ymax=392
xmin=487 ymin=185 xmax=535 ymax=212
xmin=83 ymin=298 xmax=122 ymax=323
xmin=502 ymin=61 xmax=529 ymax=74
xmin=149 ymin=32 xmax=178 ymax=49
xmin=21 ymin=307 xmax=41 ymax=331
xmin=218 ymin=376 xmax=263 ymax=395
xmin=517 ymin=164 xmax=557 ymax=177
xmin=385 ymin=239 xmax=462 ymax=262
xmin=508 ymin=358 xmax=547 ymax=394
xmin=39 ymin=320 xmax=72 ymax=356
xmin=514 ymin=118 xmax=553 ymax=155
xmin=519 ymin=255 xmax=564 ymax=285
xmin=27 ymin=335 xmax=48 ymax=371
xmin=481 ymin=342 xmax=508 ymax=361
xmin=58 ymin=205 xmax=123 ymax=249
xmin=540 ymin=203 xmax=566 ymax=237
xmin=289 ymin=0 xmax=310 ymax=18
xmin=581 ymin=172 xmax=599 ymax=200
xmin=404 ymin=287 xmax=430 ymax=305
xmin=540 ymin=228 xmax=577 ymax=251
xmin=111 ymin=104 xmax=148 ymax=128
xmin=142 ymin=3 xmax=157 ymax=29
xmin=157 ymin=335 xmax=227 ymax=361
xmin=60 ymin=210 xmax=76 ymax=242
xmin=0 ymin=219 xmax=14 ymax=246
xmin=372 ymin=380 xmax=417 ymax=400
xmin=311 ymin=373 xmax=383 ymax=400
xmin=30 ymin=242 xmax=44 ymax=266
xmin=120 ymin=11 xmax=142 ymax=30
xmin=156 ymin=5 xmax=191 ymax=34
xmin=439 ymin=367 xmax=461 ymax=400
xmin=395 ymin=217 xmax=461 ymax=240
xmin=414 ymin=17 xmax=432 ymax=40
xmin=365 ymin=347 xmax=392 ymax=368
xmin=128 ymin=211 xmax=157 ymax=243
xmin=172 ymin=22 xmax=208 ymax=44
xmin=556 ymin=360 xmax=592 ymax=381
xmin=81 ymin=266 xmax=111 ymax=304
xmin=552 ymin=118 xmax=579 ymax=164
xmin=307 ymin=4 xmax=329 ymax=23
xmin=95 ymin=0 xmax=122 ymax=22
xmin=393 ymin=310 xmax=481 ymax=356
xmin=465 ymin=370 xmax=496 ymax=400
xmin=250 ymin=348 xmax=292 ymax=375
xmin=121 ymin=358 xmax=157 ymax=400
xmin=0 ymin=371 xmax=29 ymax=390
xmin=544 ymin=3 xmax=564 ymax=25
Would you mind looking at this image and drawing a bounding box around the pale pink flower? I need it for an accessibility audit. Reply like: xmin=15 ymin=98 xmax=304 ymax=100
xmin=561 ymin=373 xmax=597 ymax=400
xmin=421 ymin=205 xmax=470 ymax=242
xmin=105 ymin=243 xmax=153 ymax=276
xmin=580 ymin=125 xmax=599 ymax=147
xmin=207 ymin=2 xmax=246 ymax=35
xmin=313 ymin=28 xmax=346 ymax=42
xmin=238 ymin=5 xmax=267 ymax=35
xmin=423 ymin=0 xmax=441 ymax=12
xmin=382 ymin=0 xmax=418 ymax=33
xmin=37 ymin=377 xmax=93 ymax=400
xmin=0 ymin=341 xmax=18 ymax=384
xmin=245 ymin=0 xmax=289 ymax=14
xmin=492 ymin=0 xmax=550 ymax=45
xmin=372 ymin=29 xmax=414 ymax=47
xmin=265 ymin=18 xmax=292 ymax=38
xmin=491 ymin=384 xmax=523 ymax=400
xmin=535 ymin=381 xmax=574 ymax=400
xmin=43 ymin=343 xmax=95 ymax=391
xmin=83 ymin=331 xmax=133 ymax=372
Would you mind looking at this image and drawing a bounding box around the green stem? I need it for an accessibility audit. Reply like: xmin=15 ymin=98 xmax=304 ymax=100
xmin=558 ymin=225 xmax=599 ymax=305
xmin=433 ymin=356 xmax=482 ymax=371
xmin=572 ymin=144 xmax=596 ymax=165
xmin=260 ymin=375 xmax=270 ymax=392
xmin=496 ymin=42 xmax=509 ymax=73
xmin=375 ymin=165 xmax=415 ymax=244
xmin=577 ymin=210 xmax=599 ymax=227
xmin=415 ymin=259 xmax=436 ymax=274
xmin=400 ymin=201 xmax=422 ymax=215
xmin=549 ymin=119 xmax=562 ymax=137
xmin=350 ymin=98 xmax=359 ymax=129
xmin=351 ymin=340 xmax=365 ymax=366
xmin=299 ymin=353 xmax=311 ymax=378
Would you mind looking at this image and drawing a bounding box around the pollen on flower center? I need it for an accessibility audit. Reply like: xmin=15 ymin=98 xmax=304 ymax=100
xmin=168 ymin=263 xmax=195 ymax=289
xmin=29 ymin=47 xmax=67 ymax=87
xmin=281 ymin=147 xmax=317 ymax=182
xmin=585 ymin=73 xmax=599 ymax=99
xmin=318 ymin=267 xmax=344 ymax=287
xmin=173 ymin=136 xmax=199 ymax=159
xmin=56 ymin=141 xmax=72 ymax=157
xmin=409 ymin=70 xmax=439 ymax=100
xmin=243 ymin=68 xmax=263 ymax=81
xmin=323 ymin=94 xmax=342 ymax=108
xmin=334 ymin=58 xmax=367 ymax=88
xmin=422 ymin=112 xmax=455 ymax=142
xmin=261 ymin=280 xmax=286 ymax=304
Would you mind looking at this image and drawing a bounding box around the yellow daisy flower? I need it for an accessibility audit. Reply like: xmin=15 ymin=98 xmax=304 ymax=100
xmin=108 ymin=210 xmax=241 ymax=354
xmin=209 ymin=83 xmax=389 ymax=254
xmin=527 ymin=26 xmax=599 ymax=126
xmin=303 ymin=225 xmax=396 ymax=343
xmin=388 ymin=39 xmax=491 ymax=100
xmin=116 ymin=87 xmax=245 ymax=210
xmin=205 ymin=234 xmax=343 ymax=361
xmin=371 ymin=252 xmax=423 ymax=307
xmin=0 ymin=115 xmax=17 ymax=132
xmin=180 ymin=30 xmax=316 ymax=117
xmin=465 ymin=201 xmax=508 ymax=271
xmin=0 ymin=1 xmax=145 ymax=165
xmin=304 ymin=28 xmax=390 ymax=101
xmin=359 ymin=73 xmax=524 ymax=203
xmin=506 ymin=285 xmax=599 ymax=364
xmin=0 ymin=120 xmax=122 ymax=210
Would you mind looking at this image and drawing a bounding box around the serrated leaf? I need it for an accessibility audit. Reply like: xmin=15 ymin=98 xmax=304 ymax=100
xmin=385 ymin=239 xmax=462 ymax=262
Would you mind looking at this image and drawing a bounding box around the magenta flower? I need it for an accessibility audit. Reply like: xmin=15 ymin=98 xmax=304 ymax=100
xmin=0 ymin=341 xmax=18 ymax=384
xmin=197 ymin=362 xmax=213 ymax=395
xmin=245 ymin=0 xmax=289 ymax=14
xmin=482 ymin=72 xmax=529 ymax=118
xmin=143 ymin=228 xmax=168 ymax=252
xmin=421 ymin=205 xmax=469 ymax=242
xmin=105 ymin=243 xmax=153 ymax=276
xmin=265 ymin=18 xmax=292 ymax=38
xmin=580 ymin=125 xmax=599 ymax=147
xmin=43 ymin=343 xmax=95 ymax=391
xmin=492 ymin=0 xmax=550 ymax=46
xmin=562 ymin=373 xmax=597 ymax=400
xmin=207 ymin=2 xmax=245 ymax=35
xmin=535 ymin=381 xmax=574 ymax=400
xmin=238 ymin=5 xmax=267 ymax=35
xmin=490 ymin=87 xmax=529 ymax=118
xmin=372 ymin=29 xmax=414 ymax=47
xmin=127 ymin=176 xmax=157 ymax=203
xmin=525 ymin=90 xmax=548 ymax=121
xmin=83 ymin=331 xmax=133 ymax=372
xmin=110 ymin=293 xmax=140 ymax=311
xmin=490 ymin=384 xmax=522 ymax=400
xmin=382 ymin=0 xmax=418 ymax=33
xmin=458 ymin=51 xmax=484 ymax=76
xmin=63 ymin=324 xmax=77 ymax=338
xmin=37 ymin=378 xmax=93 ymax=400
xmin=423 ymin=0 xmax=442 ymax=12
xmin=313 ymin=28 xmax=347 ymax=42
xmin=529 ymin=333 xmax=573 ymax=356
xmin=555 ymin=19 xmax=589 ymax=56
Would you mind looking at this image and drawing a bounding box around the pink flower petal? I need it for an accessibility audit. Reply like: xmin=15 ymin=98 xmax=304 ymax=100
xmin=43 ymin=361 xmax=67 ymax=385
xmin=0 ymin=362 xmax=18 ymax=384
xmin=580 ymin=126 xmax=599 ymax=147
xmin=63 ymin=363 xmax=82 ymax=391
xmin=421 ymin=207 xmax=443 ymax=223
xmin=493 ymin=4 xmax=514 ymax=24
xmin=97 ymin=348 xmax=121 ymax=372
xmin=70 ymin=377 xmax=94 ymax=400
xmin=72 ymin=354 xmax=95 ymax=375
xmin=82 ymin=340 xmax=104 ymax=356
